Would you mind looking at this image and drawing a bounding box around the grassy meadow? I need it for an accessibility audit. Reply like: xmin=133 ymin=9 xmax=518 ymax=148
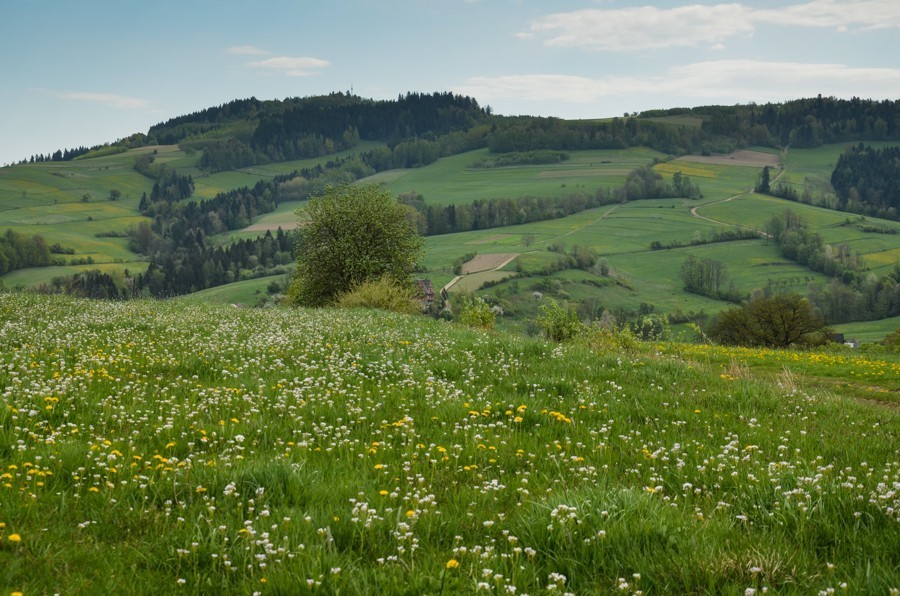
xmin=370 ymin=147 xmax=668 ymax=205
xmin=0 ymin=293 xmax=897 ymax=594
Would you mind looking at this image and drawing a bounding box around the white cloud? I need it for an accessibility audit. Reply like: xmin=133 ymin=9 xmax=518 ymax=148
xmin=521 ymin=1 xmax=900 ymax=52
xmin=752 ymin=0 xmax=900 ymax=30
xmin=456 ymin=60 xmax=900 ymax=106
xmin=59 ymin=92 xmax=151 ymax=109
xmin=247 ymin=56 xmax=330 ymax=77
xmin=228 ymin=45 xmax=268 ymax=55
xmin=518 ymin=4 xmax=754 ymax=51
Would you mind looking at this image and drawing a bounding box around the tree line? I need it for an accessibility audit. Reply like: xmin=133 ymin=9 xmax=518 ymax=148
xmin=406 ymin=163 xmax=701 ymax=236
xmin=0 ymin=229 xmax=53 ymax=275
xmin=764 ymin=210 xmax=900 ymax=323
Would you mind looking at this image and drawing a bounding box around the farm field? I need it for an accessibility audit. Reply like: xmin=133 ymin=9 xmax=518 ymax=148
xmin=371 ymin=147 xmax=668 ymax=205
xmin=0 ymin=293 xmax=897 ymax=594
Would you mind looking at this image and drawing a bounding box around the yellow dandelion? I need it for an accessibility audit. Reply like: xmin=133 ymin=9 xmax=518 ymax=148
xmin=446 ymin=558 xmax=460 ymax=569
xmin=8 ymin=533 xmax=22 ymax=542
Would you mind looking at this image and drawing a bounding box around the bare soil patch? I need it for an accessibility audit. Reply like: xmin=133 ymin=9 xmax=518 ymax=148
xmin=679 ymin=150 xmax=780 ymax=168
xmin=461 ymin=253 xmax=519 ymax=274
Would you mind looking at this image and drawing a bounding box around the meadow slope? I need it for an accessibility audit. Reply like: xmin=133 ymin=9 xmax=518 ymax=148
xmin=0 ymin=294 xmax=897 ymax=594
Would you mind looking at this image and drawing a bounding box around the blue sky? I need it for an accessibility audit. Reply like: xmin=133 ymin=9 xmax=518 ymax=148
xmin=2 ymin=0 xmax=899 ymax=166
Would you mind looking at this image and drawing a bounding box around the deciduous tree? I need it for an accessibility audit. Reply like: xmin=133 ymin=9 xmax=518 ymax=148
xmin=289 ymin=184 xmax=423 ymax=307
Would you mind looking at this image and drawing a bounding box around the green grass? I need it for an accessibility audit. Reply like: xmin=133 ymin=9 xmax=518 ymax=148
xmin=192 ymin=141 xmax=387 ymax=199
xmin=0 ymin=293 xmax=897 ymax=594
xmin=174 ymin=274 xmax=288 ymax=305
xmin=696 ymin=193 xmax=900 ymax=276
xmin=833 ymin=315 xmax=900 ymax=343
xmin=372 ymin=147 xmax=668 ymax=205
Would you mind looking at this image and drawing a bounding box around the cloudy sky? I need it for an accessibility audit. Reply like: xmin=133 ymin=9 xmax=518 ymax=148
xmin=2 ymin=0 xmax=899 ymax=166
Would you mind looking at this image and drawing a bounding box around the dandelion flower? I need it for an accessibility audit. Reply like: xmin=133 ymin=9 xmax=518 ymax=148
xmin=446 ymin=558 xmax=460 ymax=569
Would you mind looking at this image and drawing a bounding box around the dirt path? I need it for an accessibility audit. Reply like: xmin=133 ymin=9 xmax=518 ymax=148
xmin=558 ymin=203 xmax=621 ymax=239
xmin=688 ymin=169 xmax=784 ymax=238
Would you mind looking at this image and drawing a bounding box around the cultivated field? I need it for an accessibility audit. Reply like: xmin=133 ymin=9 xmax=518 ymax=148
xmin=0 ymin=294 xmax=897 ymax=594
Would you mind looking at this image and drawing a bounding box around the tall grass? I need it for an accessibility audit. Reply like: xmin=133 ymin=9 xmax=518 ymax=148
xmin=0 ymin=294 xmax=897 ymax=594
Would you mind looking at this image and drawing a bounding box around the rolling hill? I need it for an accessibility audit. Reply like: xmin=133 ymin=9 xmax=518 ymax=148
xmin=1 ymin=93 xmax=899 ymax=341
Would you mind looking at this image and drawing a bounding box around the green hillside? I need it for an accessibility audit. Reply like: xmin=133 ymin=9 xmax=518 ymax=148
xmin=0 ymin=293 xmax=897 ymax=594
xmin=1 ymin=95 xmax=898 ymax=340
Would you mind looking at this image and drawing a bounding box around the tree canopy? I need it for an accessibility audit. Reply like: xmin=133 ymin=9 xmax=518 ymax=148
xmin=709 ymin=293 xmax=829 ymax=348
xmin=289 ymin=184 xmax=423 ymax=307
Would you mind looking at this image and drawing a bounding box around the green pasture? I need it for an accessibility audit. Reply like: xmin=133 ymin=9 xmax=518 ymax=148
xmin=0 ymin=153 xmax=151 ymax=209
xmin=776 ymin=142 xmax=900 ymax=197
xmin=0 ymin=261 xmax=148 ymax=288
xmin=450 ymin=270 xmax=517 ymax=293
xmin=833 ymin=315 xmax=900 ymax=343
xmin=175 ymin=274 xmax=288 ymax=305
xmin=192 ymin=141 xmax=387 ymax=199
xmin=655 ymin=159 xmax=762 ymax=202
xmin=697 ymin=193 xmax=900 ymax=275
xmin=216 ymin=201 xmax=304 ymax=245
xmin=375 ymin=147 xmax=667 ymax=205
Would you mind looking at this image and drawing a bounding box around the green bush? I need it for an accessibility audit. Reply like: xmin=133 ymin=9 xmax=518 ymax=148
xmin=335 ymin=277 xmax=420 ymax=314
xmin=457 ymin=295 xmax=496 ymax=330
xmin=583 ymin=323 xmax=641 ymax=354
xmin=883 ymin=328 xmax=900 ymax=352
xmin=534 ymin=298 xmax=585 ymax=342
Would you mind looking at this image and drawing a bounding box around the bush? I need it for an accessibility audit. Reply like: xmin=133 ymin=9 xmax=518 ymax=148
xmin=335 ymin=277 xmax=420 ymax=314
xmin=457 ymin=295 xmax=496 ymax=330
xmin=583 ymin=323 xmax=641 ymax=354
xmin=534 ymin=298 xmax=585 ymax=342
xmin=883 ymin=328 xmax=900 ymax=352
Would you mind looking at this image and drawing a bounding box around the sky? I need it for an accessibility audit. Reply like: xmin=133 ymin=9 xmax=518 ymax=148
xmin=2 ymin=0 xmax=900 ymax=166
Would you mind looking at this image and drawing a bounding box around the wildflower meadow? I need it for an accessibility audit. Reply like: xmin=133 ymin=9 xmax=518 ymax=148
xmin=0 ymin=293 xmax=897 ymax=594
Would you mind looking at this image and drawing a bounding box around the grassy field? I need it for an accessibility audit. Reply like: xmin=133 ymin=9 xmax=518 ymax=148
xmin=368 ymin=147 xmax=668 ymax=205
xmin=0 ymin=293 xmax=897 ymax=594
xmin=175 ymin=274 xmax=289 ymax=305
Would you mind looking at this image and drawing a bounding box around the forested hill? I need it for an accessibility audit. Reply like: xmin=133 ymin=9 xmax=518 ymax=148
xmin=144 ymin=92 xmax=490 ymax=171
xmin=20 ymin=93 xmax=900 ymax=170
xmin=644 ymin=96 xmax=899 ymax=148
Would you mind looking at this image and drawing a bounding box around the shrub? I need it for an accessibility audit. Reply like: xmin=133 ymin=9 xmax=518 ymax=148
xmin=335 ymin=277 xmax=420 ymax=314
xmin=534 ymin=298 xmax=585 ymax=342
xmin=457 ymin=295 xmax=496 ymax=330
xmin=883 ymin=328 xmax=900 ymax=352
xmin=583 ymin=323 xmax=641 ymax=354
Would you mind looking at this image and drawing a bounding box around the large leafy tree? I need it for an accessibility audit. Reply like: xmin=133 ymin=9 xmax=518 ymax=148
xmin=709 ymin=293 xmax=829 ymax=348
xmin=290 ymin=184 xmax=423 ymax=307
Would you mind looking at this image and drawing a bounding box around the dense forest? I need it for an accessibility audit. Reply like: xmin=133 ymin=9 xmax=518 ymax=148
xmin=643 ymin=96 xmax=899 ymax=148
xmin=830 ymin=143 xmax=900 ymax=220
